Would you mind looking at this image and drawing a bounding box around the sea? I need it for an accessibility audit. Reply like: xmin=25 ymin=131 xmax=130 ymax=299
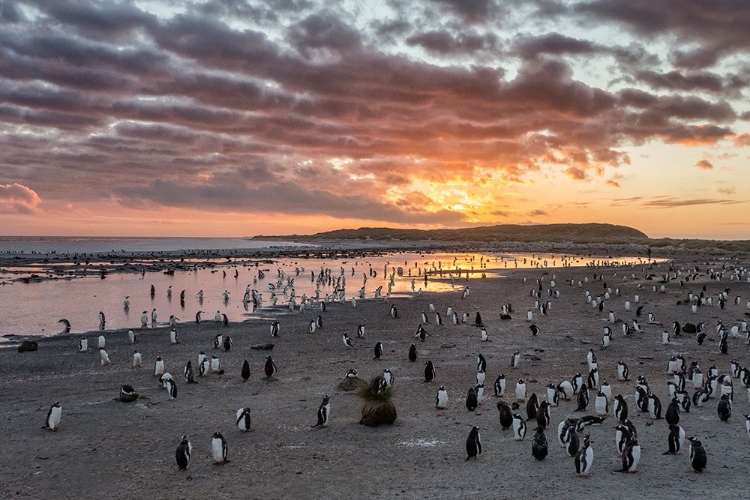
xmin=0 ymin=237 xmax=648 ymax=339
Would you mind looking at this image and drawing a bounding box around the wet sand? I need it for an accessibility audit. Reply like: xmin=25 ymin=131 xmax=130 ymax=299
xmin=1 ymin=249 xmax=749 ymax=499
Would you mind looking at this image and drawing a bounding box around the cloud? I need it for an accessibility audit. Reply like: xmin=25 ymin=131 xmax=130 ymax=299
xmin=0 ymin=183 xmax=41 ymax=214
xmin=641 ymin=197 xmax=743 ymax=208
xmin=734 ymin=134 xmax=750 ymax=147
xmin=695 ymin=160 xmax=713 ymax=170
xmin=717 ymin=187 xmax=736 ymax=195
xmin=528 ymin=209 xmax=548 ymax=217
xmin=565 ymin=167 xmax=587 ymax=180
xmin=606 ymin=179 xmax=621 ymax=187
xmin=406 ymin=31 xmax=498 ymax=55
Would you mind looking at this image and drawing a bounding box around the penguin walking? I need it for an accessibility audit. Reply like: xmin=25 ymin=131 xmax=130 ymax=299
xmin=175 ymin=436 xmax=191 ymax=470
xmin=436 ymin=386 xmax=448 ymax=409
xmin=383 ymin=369 xmax=395 ymax=388
xmin=128 ymin=330 xmax=137 ymax=344
xmin=312 ymin=396 xmax=330 ymax=427
xmin=214 ymin=334 xmax=223 ymax=349
xmin=532 ymin=426 xmax=548 ymax=461
xmin=476 ymin=353 xmax=487 ymax=372
xmin=512 ymin=413 xmax=527 ymax=440
xmin=373 ymin=342 xmax=383 ymax=360
xmin=99 ymin=348 xmax=111 ymax=366
xmin=264 ymin=356 xmax=277 ymax=378
xmin=575 ymin=435 xmax=594 ymax=477
xmin=536 ymin=401 xmax=551 ymax=429
xmin=424 ymin=361 xmax=436 ymax=382
xmin=481 ymin=326 xmax=489 ymax=342
xmin=184 ymin=360 xmax=196 ymax=383
xmin=241 ymin=360 xmax=250 ymax=383
xmin=199 ymin=356 xmax=210 ymax=377
xmin=466 ymin=426 xmax=482 ymax=460
xmin=688 ymin=437 xmax=707 ymax=472
xmin=342 ymin=333 xmax=353 ymax=348
xmin=211 ymin=432 xmax=229 ymax=465
xmin=648 ymin=394 xmax=662 ymax=419
xmin=616 ymin=439 xmax=641 ymax=473
xmin=529 ymin=324 xmax=540 ymax=336
xmin=526 ymin=393 xmax=539 ymax=420
xmin=43 ymin=402 xmax=61 ymax=431
xmin=270 ymin=320 xmax=280 ymax=337
xmin=664 ymin=424 xmax=685 ymax=454
xmin=466 ymin=387 xmax=478 ymax=411
xmin=389 ymin=305 xmax=398 ymax=318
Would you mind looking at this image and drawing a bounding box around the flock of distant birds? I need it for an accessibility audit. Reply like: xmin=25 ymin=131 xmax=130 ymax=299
xmin=34 ymin=257 xmax=750 ymax=477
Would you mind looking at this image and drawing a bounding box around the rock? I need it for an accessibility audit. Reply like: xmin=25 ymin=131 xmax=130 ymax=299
xmin=17 ymin=340 xmax=38 ymax=352
xmin=250 ymin=343 xmax=275 ymax=350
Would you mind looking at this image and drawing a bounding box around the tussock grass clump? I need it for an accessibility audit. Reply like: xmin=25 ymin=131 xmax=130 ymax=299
xmin=356 ymin=376 xmax=397 ymax=426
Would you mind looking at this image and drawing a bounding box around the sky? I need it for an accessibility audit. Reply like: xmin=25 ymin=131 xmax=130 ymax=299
xmin=0 ymin=0 xmax=749 ymax=239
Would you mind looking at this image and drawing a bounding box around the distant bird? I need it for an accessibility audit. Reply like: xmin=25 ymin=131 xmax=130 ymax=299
xmin=529 ymin=324 xmax=540 ymax=336
xmin=241 ymin=360 xmax=250 ymax=382
xmin=58 ymin=319 xmax=71 ymax=333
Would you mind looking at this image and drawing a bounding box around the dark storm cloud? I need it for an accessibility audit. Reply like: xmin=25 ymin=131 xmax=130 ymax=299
xmin=406 ymin=31 xmax=498 ymax=55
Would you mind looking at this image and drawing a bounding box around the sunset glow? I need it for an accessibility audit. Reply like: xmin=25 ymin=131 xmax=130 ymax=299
xmin=1 ymin=0 xmax=749 ymax=239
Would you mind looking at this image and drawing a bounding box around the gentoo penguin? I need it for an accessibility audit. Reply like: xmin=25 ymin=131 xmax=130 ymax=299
xmin=616 ymin=439 xmax=641 ymax=473
xmin=594 ymin=390 xmax=609 ymax=416
xmin=195 ymin=311 xmax=203 ymax=324
xmin=383 ymin=369 xmax=395 ymax=388
xmin=575 ymin=383 xmax=589 ymax=411
xmin=128 ymin=330 xmax=136 ymax=344
xmin=223 ymin=336 xmax=232 ymax=351
xmin=424 ymin=361 xmax=436 ymax=382
xmin=664 ymin=424 xmax=685 ymax=454
xmin=312 ymin=395 xmax=331 ymax=427
xmin=529 ymin=324 xmax=540 ymax=336
xmin=308 ymin=320 xmax=317 ymax=334
xmin=566 ymin=427 xmax=580 ymax=457
xmin=211 ymin=432 xmax=229 ymax=464
xmin=119 ymin=385 xmax=138 ymax=403
xmin=214 ymin=334 xmax=223 ymax=349
xmin=601 ymin=329 xmax=611 ymax=348
xmin=662 ymin=330 xmax=670 ymax=345
xmin=214 ymin=310 xmax=222 ymax=322
xmin=140 ymin=311 xmax=149 ymax=328
xmin=373 ymin=342 xmax=383 ymax=360
xmin=408 ymin=344 xmax=417 ymax=362
xmin=557 ymin=380 xmax=574 ymax=400
xmin=615 ymin=424 xmax=633 ymax=454
xmin=435 ymin=312 xmax=443 ymax=325
xmin=264 ymin=356 xmax=277 ymax=378
xmin=477 ymin=353 xmax=487 ymax=372
xmin=357 ymin=323 xmax=365 ymax=338
xmin=199 ymin=356 xmax=210 ymax=377
xmin=153 ymin=356 xmax=164 ymax=376
xmin=536 ymin=401 xmax=551 ymax=429
xmin=718 ymin=394 xmax=732 ymax=421
xmin=588 ymin=367 xmax=599 ymax=389
xmin=183 ymin=360 xmax=196 ymax=383
xmin=414 ymin=324 xmax=429 ymax=342
xmin=665 ymin=398 xmax=680 ymax=425
xmin=512 ymin=413 xmax=527 ymax=440
xmin=688 ymin=437 xmax=707 ymax=472
xmin=744 ymin=414 xmax=750 ymax=439
xmin=241 ymin=360 xmax=250 ymax=383
xmin=175 ymin=436 xmax=191 ymax=470
xmin=572 ymin=373 xmax=584 ymax=394
xmin=98 ymin=311 xmax=106 ymax=328
xmin=43 ymin=402 xmax=61 ymax=431
xmin=342 ymin=333 xmax=353 ymax=348
xmin=59 ymin=319 xmax=71 ymax=333
xmin=526 ymin=393 xmax=539 ymax=420
xmin=587 ymin=349 xmax=597 ymax=371
xmin=511 ymin=350 xmax=521 ymax=368
xmin=78 ymin=337 xmax=87 ymax=352
xmin=574 ymin=435 xmax=594 ymax=477
xmin=436 ymin=386 xmax=448 ymax=409
xmin=547 ymin=384 xmax=560 ymax=406
xmin=133 ymin=350 xmax=142 ymax=369
xmin=480 ymin=327 xmax=489 ymax=342
xmin=600 ymin=381 xmax=612 ymax=401
xmin=170 ymin=328 xmax=179 ymax=345
xmin=497 ymin=401 xmax=513 ymax=430
xmin=270 ymin=320 xmax=280 ymax=337
xmin=210 ymin=355 xmax=222 ymax=374
xmin=532 ymin=426 xmax=548 ymax=461
xmin=648 ymin=394 xmax=662 ymax=419
xmin=151 ymin=308 xmax=157 ymax=326
xmin=389 ymin=305 xmax=398 ymax=318
xmin=466 ymin=387 xmax=478 ymax=411
xmin=614 ymin=395 xmax=628 ymax=422
xmin=164 ymin=378 xmax=177 ymax=399
xmin=476 ymin=370 xmax=485 ymax=386
xmin=515 ymin=379 xmax=527 ymax=401
xmin=99 ymin=348 xmax=111 ymax=366
xmin=98 ymin=334 xmax=105 ymax=349
xmin=466 ymin=426 xmax=482 ymax=460
xmin=494 ymin=375 xmax=506 ymax=397
xmin=421 ymin=311 xmax=429 ymax=324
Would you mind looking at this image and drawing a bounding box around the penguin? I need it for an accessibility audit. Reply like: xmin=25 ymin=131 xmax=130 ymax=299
xmin=133 ymin=350 xmax=142 ymax=369
xmin=308 ymin=320 xmax=317 ymax=334
xmin=241 ymin=360 xmax=250 ymax=383
xmin=547 ymin=383 xmax=560 ymax=407
xmin=594 ymin=390 xmax=609 ymax=416
xmin=195 ymin=311 xmax=203 ymax=324
xmin=587 ymin=349 xmax=597 ymax=371
xmin=436 ymin=386 xmax=448 ymax=409
xmin=183 ymin=360 xmax=196 ymax=383
xmin=614 ymin=395 xmax=628 ymax=422
xmin=600 ymin=381 xmax=612 ymax=401
xmin=414 ymin=323 xmax=429 ymax=342
xmin=476 ymin=370 xmax=485 ymax=386
xmin=529 ymin=324 xmax=540 ymax=336
xmin=664 ymin=424 xmax=685 ymax=454
xmin=494 ymin=374 xmax=506 ymax=397
xmin=151 ymin=308 xmax=157 ymax=327
xmin=140 ymin=311 xmax=149 ymax=328
xmin=43 ymin=402 xmax=61 ymax=431
xmin=211 ymin=432 xmax=229 ymax=464
xmin=424 ymin=361 xmax=436 ymax=382
xmin=408 ymin=343 xmax=417 ymax=362
xmin=357 ymin=323 xmax=365 ymax=338
xmin=557 ymin=380 xmax=574 ymax=400
xmin=59 ymin=319 xmax=71 ymax=333
xmin=383 ymin=369 xmax=395 ymax=388
xmin=264 ymin=355 xmax=277 ymax=378
xmin=164 ymin=378 xmax=177 ymax=399
xmin=223 ymin=336 xmax=232 ymax=351
xmin=342 ymin=333 xmax=353 ymax=348
xmin=572 ymin=373 xmax=583 ymax=394
xmin=575 ymin=384 xmax=589 ymax=411
xmin=270 ymin=320 xmax=280 ymax=337
xmin=373 ymin=342 xmax=383 ymax=360
xmin=477 ymin=353 xmax=487 ymax=372
xmin=515 ymin=379 xmax=527 ymax=401
xmin=512 ymin=413 xmax=527 ymax=440
xmin=665 ymin=398 xmax=680 ymax=426
xmin=588 ymin=367 xmax=599 ymax=389
xmin=214 ymin=334 xmax=223 ymax=349
xmin=435 ymin=312 xmax=443 ymax=325
xmin=99 ymin=347 xmax=111 ymax=366
xmin=526 ymin=393 xmax=539 ymax=420
xmin=720 ymin=337 xmax=728 ymax=354
xmin=648 ymin=394 xmax=662 ymax=419
xmin=170 ymin=328 xmax=179 ymax=345
xmin=175 ymin=436 xmax=191 ymax=470
xmin=199 ymin=356 xmax=210 ymax=377
xmin=480 ymin=327 xmax=489 ymax=342
xmin=98 ymin=334 xmax=105 ymax=349
xmin=128 ymin=330 xmax=136 ymax=344
xmin=78 ymin=337 xmax=87 ymax=352
xmin=466 ymin=426 xmax=482 ymax=460
xmin=745 ymin=414 xmax=750 ymax=439
xmin=312 ymin=395 xmax=331 ymax=427
xmin=718 ymin=393 xmax=732 ymax=421
xmin=532 ymin=426 xmax=548 ymax=461
xmin=511 ymin=350 xmax=521 ymax=368
xmin=210 ymin=355 xmax=222 ymax=374
xmin=688 ymin=437 xmax=707 ymax=472
xmin=421 ymin=311 xmax=429 ymax=323
xmin=497 ymin=401 xmax=513 ymax=430
xmin=616 ymin=439 xmax=641 ymax=473
xmin=692 ymin=389 xmax=708 ymax=407
xmin=389 ymin=305 xmax=398 ymax=318
xmin=574 ymin=435 xmax=594 ymax=477
xmin=536 ymin=401 xmax=551 ymax=429
xmin=615 ymin=424 xmax=633 ymax=454
xmin=566 ymin=427 xmax=580 ymax=457
xmin=466 ymin=387 xmax=478 ymax=411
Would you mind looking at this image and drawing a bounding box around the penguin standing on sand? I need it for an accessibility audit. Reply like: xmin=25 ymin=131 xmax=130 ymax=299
xmin=211 ymin=432 xmax=229 ymax=465
xmin=575 ymin=384 xmax=589 ymax=411
xmin=133 ymin=350 xmax=143 ymax=369
xmin=170 ymin=328 xmax=179 ymax=345
xmin=532 ymin=426 xmax=548 ymax=461
xmin=424 ymin=361 xmax=436 ymax=382
xmin=43 ymin=402 xmax=61 ymax=431
xmin=78 ymin=337 xmax=87 ymax=352
xmin=312 ymin=396 xmax=330 ymax=427
xmin=175 ymin=436 xmax=191 ymax=470
xmin=264 ymin=356 xmax=277 ymax=378
xmin=515 ymin=379 xmax=527 ymax=401
xmin=357 ymin=324 xmax=365 ymax=338
xmin=389 ymin=305 xmax=398 ymax=318
xmin=223 ymin=336 xmax=232 ymax=351
xmin=497 ymin=401 xmax=513 ymax=430
xmin=374 ymin=342 xmax=383 ymax=360
xmin=236 ymin=408 xmax=251 ymax=432
xmin=688 ymin=437 xmax=707 ymax=472
xmin=718 ymin=394 xmax=732 ymax=421
xmin=526 ymin=393 xmax=539 ymax=420
xmin=536 ymin=401 xmax=551 ymax=429
xmin=665 ymin=398 xmax=680 ymax=425
xmin=664 ymin=424 xmax=685 ymax=454
xmin=511 ymin=350 xmax=521 ymax=368
xmin=617 ymin=361 xmax=629 ymax=381
xmin=270 ymin=320 xmax=279 ymax=337
xmin=575 ymin=435 xmax=594 ymax=477
xmin=164 ymin=378 xmax=177 ymax=399
xmin=466 ymin=426 xmax=482 ymax=460
xmin=594 ymin=390 xmax=609 ymax=415
xmin=436 ymin=386 xmax=448 ymax=409
xmin=512 ymin=413 xmax=527 ymax=440
xmin=466 ymin=387 xmax=478 ymax=411
xmin=408 ymin=344 xmax=417 ymax=362
xmin=99 ymin=347 xmax=111 ymax=366
xmin=614 ymin=395 xmax=628 ymax=422
xmin=494 ymin=375 xmax=506 ymax=397
xmin=183 ymin=361 xmax=196 ymax=383
xmin=241 ymin=360 xmax=250 ymax=382
xmin=477 ymin=354 xmax=487 ymax=372
xmin=617 ymin=439 xmax=641 ymax=473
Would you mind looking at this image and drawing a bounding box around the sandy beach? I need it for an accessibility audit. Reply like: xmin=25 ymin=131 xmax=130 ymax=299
xmin=2 ymin=248 xmax=749 ymax=499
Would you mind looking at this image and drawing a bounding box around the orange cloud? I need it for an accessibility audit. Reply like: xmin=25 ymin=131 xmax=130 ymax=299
xmin=0 ymin=183 xmax=41 ymax=214
xmin=695 ymin=160 xmax=713 ymax=170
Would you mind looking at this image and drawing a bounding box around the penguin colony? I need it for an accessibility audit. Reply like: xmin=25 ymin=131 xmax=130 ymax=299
xmin=23 ymin=253 xmax=750 ymax=486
